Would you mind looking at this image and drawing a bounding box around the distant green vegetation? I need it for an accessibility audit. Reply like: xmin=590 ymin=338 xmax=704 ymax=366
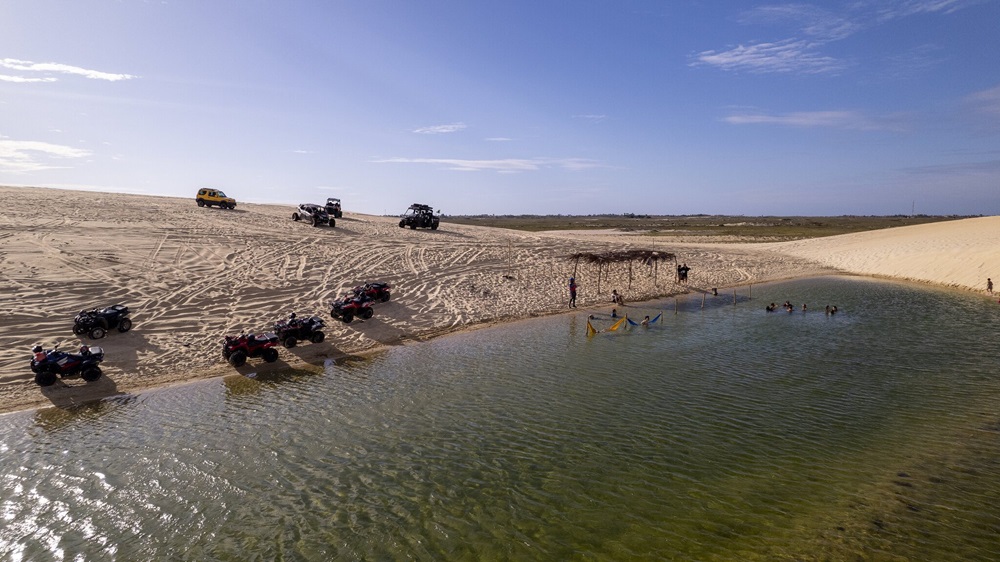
xmin=440 ymin=214 xmax=972 ymax=241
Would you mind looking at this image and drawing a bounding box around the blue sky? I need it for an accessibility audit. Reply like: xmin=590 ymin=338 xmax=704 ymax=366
xmin=1 ymin=0 xmax=998 ymax=216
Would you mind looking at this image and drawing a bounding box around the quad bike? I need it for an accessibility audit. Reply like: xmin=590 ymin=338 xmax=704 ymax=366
xmin=30 ymin=344 xmax=105 ymax=387
xmin=273 ymin=313 xmax=326 ymax=348
xmin=221 ymin=332 xmax=280 ymax=367
xmin=73 ymin=304 xmax=132 ymax=340
xmin=330 ymin=296 xmax=374 ymax=324
xmin=351 ymin=282 xmax=391 ymax=304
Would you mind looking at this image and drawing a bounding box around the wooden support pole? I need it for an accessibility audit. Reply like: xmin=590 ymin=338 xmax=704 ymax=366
xmin=733 ymin=289 xmax=737 ymax=306
xmin=702 ymin=292 xmax=706 ymax=309
xmin=749 ymin=283 xmax=752 ymax=300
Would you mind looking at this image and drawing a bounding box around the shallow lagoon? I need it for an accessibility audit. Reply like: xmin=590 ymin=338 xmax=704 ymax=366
xmin=1 ymin=276 xmax=999 ymax=561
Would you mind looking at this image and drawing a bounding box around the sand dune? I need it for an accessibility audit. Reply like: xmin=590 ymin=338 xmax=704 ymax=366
xmin=0 ymin=186 xmax=995 ymax=414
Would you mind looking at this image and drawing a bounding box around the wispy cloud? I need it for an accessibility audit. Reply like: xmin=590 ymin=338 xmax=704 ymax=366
xmin=694 ymin=39 xmax=845 ymax=74
xmin=373 ymin=157 xmax=601 ymax=172
xmin=871 ymin=0 xmax=969 ymax=21
xmin=0 ymin=74 xmax=58 ymax=83
xmin=0 ymin=58 xmax=135 ymax=82
xmin=573 ymin=114 xmax=607 ymax=123
xmin=965 ymin=84 xmax=1000 ymax=118
xmin=741 ymin=4 xmax=860 ymax=41
xmin=0 ymin=139 xmax=91 ymax=173
xmin=288 ymin=149 xmax=316 ymax=154
xmin=412 ymin=122 xmax=467 ymax=134
xmin=485 ymin=137 xmax=513 ymax=142
xmin=723 ymin=109 xmax=903 ymax=131
xmin=695 ymin=1 xmax=973 ymax=75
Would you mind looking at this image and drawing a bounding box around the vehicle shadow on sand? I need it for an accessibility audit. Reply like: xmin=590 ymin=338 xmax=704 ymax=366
xmin=39 ymin=375 xmax=124 ymax=410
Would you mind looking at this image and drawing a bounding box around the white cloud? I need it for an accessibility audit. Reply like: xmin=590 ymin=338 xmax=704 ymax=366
xmin=723 ymin=109 xmax=899 ymax=130
xmin=0 ymin=139 xmax=91 ymax=173
xmin=485 ymin=137 xmax=513 ymax=142
xmin=742 ymin=5 xmax=861 ymax=41
xmin=289 ymin=149 xmax=316 ymax=154
xmin=0 ymin=74 xmax=58 ymax=83
xmin=373 ymin=157 xmax=601 ymax=172
xmin=0 ymin=58 xmax=135 ymax=82
xmin=412 ymin=122 xmax=467 ymax=134
xmin=694 ymin=39 xmax=845 ymax=74
xmin=697 ymin=1 xmax=974 ymax=75
xmin=966 ymin=84 xmax=1000 ymax=118
xmin=872 ymin=0 xmax=969 ymax=21
xmin=573 ymin=114 xmax=607 ymax=123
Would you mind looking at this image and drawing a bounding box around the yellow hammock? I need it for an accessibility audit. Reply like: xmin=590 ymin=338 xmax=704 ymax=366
xmin=607 ymin=315 xmax=627 ymax=332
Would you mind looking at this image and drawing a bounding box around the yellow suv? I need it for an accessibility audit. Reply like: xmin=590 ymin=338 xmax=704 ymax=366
xmin=195 ymin=188 xmax=236 ymax=209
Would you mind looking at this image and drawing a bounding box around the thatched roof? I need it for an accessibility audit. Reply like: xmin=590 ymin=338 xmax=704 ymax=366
xmin=567 ymin=249 xmax=675 ymax=265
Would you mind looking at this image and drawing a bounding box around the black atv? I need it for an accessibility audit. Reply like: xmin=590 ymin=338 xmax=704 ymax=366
xmin=73 ymin=304 xmax=132 ymax=339
xmin=273 ymin=314 xmax=326 ymax=348
xmin=330 ymin=296 xmax=374 ymax=324
xmin=30 ymin=344 xmax=105 ymax=387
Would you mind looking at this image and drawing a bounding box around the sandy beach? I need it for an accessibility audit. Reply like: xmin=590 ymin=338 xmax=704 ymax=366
xmin=1 ymin=186 xmax=996 ymax=414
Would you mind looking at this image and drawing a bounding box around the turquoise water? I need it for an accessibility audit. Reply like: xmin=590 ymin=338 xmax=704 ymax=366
xmin=1 ymin=276 xmax=999 ymax=561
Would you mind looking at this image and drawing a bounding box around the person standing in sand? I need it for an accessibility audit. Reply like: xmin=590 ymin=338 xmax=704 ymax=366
xmin=568 ymin=277 xmax=578 ymax=308
xmin=988 ymin=278 xmax=993 ymax=295
xmin=678 ymin=263 xmax=691 ymax=284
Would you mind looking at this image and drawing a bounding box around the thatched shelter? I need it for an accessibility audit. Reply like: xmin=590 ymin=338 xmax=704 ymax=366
xmin=567 ymin=249 xmax=676 ymax=293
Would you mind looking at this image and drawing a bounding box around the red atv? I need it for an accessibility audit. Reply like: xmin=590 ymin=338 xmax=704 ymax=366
xmin=352 ymin=282 xmax=391 ymax=304
xmin=330 ymin=296 xmax=373 ymax=324
xmin=222 ymin=332 xmax=280 ymax=367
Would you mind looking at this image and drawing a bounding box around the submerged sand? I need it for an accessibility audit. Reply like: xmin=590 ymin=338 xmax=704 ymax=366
xmin=1 ymin=186 xmax=996 ymax=414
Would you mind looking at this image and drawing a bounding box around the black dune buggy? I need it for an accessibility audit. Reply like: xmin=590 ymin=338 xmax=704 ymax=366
xmin=325 ymin=197 xmax=343 ymax=219
xmin=273 ymin=314 xmax=326 ymax=348
xmin=330 ymin=296 xmax=373 ymax=324
xmin=399 ymin=203 xmax=440 ymax=230
xmin=73 ymin=304 xmax=133 ymax=339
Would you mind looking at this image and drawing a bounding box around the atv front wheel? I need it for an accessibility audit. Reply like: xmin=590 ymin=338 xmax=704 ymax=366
xmin=263 ymin=348 xmax=279 ymax=363
xmin=73 ymin=324 xmax=87 ymax=335
xmin=361 ymin=307 xmax=374 ymax=320
xmin=82 ymin=366 xmax=102 ymax=382
xmin=229 ymin=351 xmax=247 ymax=367
xmin=35 ymin=371 xmax=58 ymax=386
xmin=342 ymin=312 xmax=354 ymax=323
xmin=118 ymin=318 xmax=133 ymax=332
xmin=310 ymin=331 xmax=325 ymax=344
xmin=380 ymin=293 xmax=390 ymax=303
xmin=283 ymin=336 xmax=297 ymax=348
xmin=89 ymin=327 xmax=107 ymax=340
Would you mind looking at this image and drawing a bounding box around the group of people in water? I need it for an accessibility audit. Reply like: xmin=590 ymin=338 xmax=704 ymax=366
xmin=765 ymin=300 xmax=838 ymax=314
